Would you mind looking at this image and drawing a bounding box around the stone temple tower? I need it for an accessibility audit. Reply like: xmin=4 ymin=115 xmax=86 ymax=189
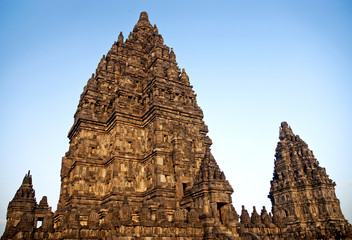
xmin=2 ymin=171 xmax=53 ymax=239
xmin=2 ymin=12 xmax=352 ymax=240
xmin=53 ymin=11 xmax=235 ymax=238
xmin=57 ymin=10 xmax=210 ymax=219
xmin=269 ymin=122 xmax=350 ymax=238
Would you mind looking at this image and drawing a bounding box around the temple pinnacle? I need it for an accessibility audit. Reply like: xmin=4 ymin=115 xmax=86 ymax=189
xmin=139 ymin=11 xmax=149 ymax=21
xmin=133 ymin=11 xmax=153 ymax=32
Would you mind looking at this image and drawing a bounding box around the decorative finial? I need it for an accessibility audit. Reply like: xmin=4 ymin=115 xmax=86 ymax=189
xmin=118 ymin=32 xmax=124 ymax=44
xmin=39 ymin=196 xmax=49 ymax=207
xmin=139 ymin=12 xmax=149 ymax=21
xmin=134 ymin=11 xmax=153 ymax=32
xmin=180 ymin=68 xmax=189 ymax=84
xmin=281 ymin=121 xmax=289 ymax=128
xmin=153 ymin=24 xmax=159 ymax=34
xmin=279 ymin=121 xmax=294 ymax=140
xmin=22 ymin=171 xmax=32 ymax=185
xmin=169 ymin=48 xmax=176 ymax=61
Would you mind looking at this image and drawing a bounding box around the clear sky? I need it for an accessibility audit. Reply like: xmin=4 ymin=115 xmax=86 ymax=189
xmin=0 ymin=0 xmax=351 ymax=235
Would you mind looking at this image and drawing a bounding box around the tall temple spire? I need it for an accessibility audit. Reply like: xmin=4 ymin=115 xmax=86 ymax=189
xmin=60 ymin=11 xmax=207 ymax=230
xmin=269 ymin=121 xmax=351 ymax=237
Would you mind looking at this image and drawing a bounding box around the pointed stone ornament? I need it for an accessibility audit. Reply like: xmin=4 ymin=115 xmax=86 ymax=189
xmin=180 ymin=68 xmax=190 ymax=84
xmin=118 ymin=31 xmax=124 ymax=44
xmin=86 ymin=73 xmax=97 ymax=90
xmin=38 ymin=196 xmax=48 ymax=208
xmin=169 ymin=48 xmax=176 ymax=61
xmin=13 ymin=170 xmax=35 ymax=202
xmin=260 ymin=206 xmax=272 ymax=227
xmin=133 ymin=11 xmax=153 ymax=32
xmin=250 ymin=206 xmax=262 ymax=226
xmin=240 ymin=205 xmax=250 ymax=225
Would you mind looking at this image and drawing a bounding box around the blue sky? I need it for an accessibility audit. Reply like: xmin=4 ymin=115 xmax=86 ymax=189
xmin=0 ymin=0 xmax=351 ymax=234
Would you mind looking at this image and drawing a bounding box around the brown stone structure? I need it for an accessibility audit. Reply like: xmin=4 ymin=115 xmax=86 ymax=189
xmin=2 ymin=172 xmax=53 ymax=239
xmin=268 ymin=122 xmax=351 ymax=238
xmin=2 ymin=12 xmax=351 ymax=240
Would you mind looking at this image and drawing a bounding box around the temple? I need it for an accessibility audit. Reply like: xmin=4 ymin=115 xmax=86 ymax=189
xmin=2 ymin=12 xmax=351 ymax=240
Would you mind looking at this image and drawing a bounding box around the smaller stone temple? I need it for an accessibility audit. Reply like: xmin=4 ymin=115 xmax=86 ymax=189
xmin=2 ymin=171 xmax=54 ymax=239
xmin=269 ymin=122 xmax=349 ymax=238
xmin=1 ymin=12 xmax=352 ymax=240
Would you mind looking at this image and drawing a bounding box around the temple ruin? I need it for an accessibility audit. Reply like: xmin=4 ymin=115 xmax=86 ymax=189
xmin=2 ymin=12 xmax=351 ymax=240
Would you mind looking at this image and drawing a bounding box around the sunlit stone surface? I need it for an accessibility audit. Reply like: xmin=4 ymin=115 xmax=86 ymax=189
xmin=2 ymin=12 xmax=351 ymax=240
